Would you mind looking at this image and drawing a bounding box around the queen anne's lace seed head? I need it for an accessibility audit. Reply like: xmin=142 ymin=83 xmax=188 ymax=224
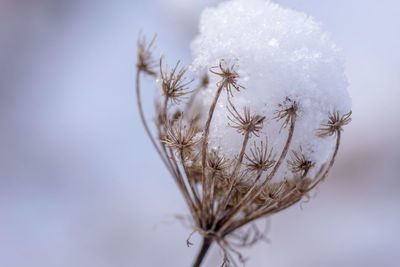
xmin=159 ymin=59 xmax=194 ymax=105
xmin=135 ymin=0 xmax=352 ymax=266
xmin=136 ymin=33 xmax=157 ymax=76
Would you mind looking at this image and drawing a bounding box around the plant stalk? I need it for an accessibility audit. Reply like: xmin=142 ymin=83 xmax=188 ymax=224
xmin=192 ymin=238 xmax=213 ymax=267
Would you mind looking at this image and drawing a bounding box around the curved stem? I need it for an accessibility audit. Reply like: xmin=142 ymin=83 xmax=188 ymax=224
xmin=211 ymin=130 xmax=250 ymax=230
xmin=225 ymin=124 xmax=339 ymax=236
xmin=200 ymin=83 xmax=225 ymax=227
xmin=169 ymin=147 xmax=201 ymax=225
xmin=192 ymin=238 xmax=213 ymax=267
xmin=218 ymin=115 xmax=296 ymax=234
xmin=208 ymin=170 xmax=217 ymax=220
xmin=217 ymin=170 xmax=263 ymax=232
xmin=135 ymin=69 xmax=172 ymax=173
xmin=180 ymin=150 xmax=202 ymax=211
xmin=306 ymin=130 xmax=341 ymax=192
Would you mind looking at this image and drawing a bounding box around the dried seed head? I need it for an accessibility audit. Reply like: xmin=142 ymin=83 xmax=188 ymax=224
xmin=227 ymin=99 xmax=265 ymax=137
xmin=207 ymin=150 xmax=231 ymax=173
xmin=137 ymin=32 xmax=157 ymax=76
xmin=317 ymin=110 xmax=352 ymax=137
xmin=160 ymin=58 xmax=194 ymax=104
xmin=257 ymin=181 xmax=289 ymax=204
xmin=161 ymin=119 xmax=201 ymax=158
xmin=273 ymin=97 xmax=298 ymax=131
xmin=244 ymin=138 xmax=275 ymax=174
xmin=287 ymin=148 xmax=315 ymax=175
xmin=209 ymin=59 xmax=244 ymax=96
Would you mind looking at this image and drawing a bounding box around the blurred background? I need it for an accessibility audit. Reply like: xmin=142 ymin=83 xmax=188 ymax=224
xmin=0 ymin=0 xmax=399 ymax=266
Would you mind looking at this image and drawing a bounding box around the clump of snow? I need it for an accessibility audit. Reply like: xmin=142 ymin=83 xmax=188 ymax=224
xmin=190 ymin=0 xmax=352 ymax=181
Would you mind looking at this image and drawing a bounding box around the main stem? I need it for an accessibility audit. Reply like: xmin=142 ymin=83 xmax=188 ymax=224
xmin=192 ymin=238 xmax=213 ymax=267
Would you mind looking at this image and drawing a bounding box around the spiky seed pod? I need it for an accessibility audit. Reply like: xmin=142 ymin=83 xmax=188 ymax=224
xmin=257 ymin=181 xmax=289 ymax=204
xmin=136 ymin=33 xmax=157 ymax=76
xmin=207 ymin=150 xmax=231 ymax=173
xmin=244 ymin=138 xmax=275 ymax=174
xmin=209 ymin=59 xmax=244 ymax=96
xmin=273 ymin=97 xmax=298 ymax=130
xmin=287 ymin=149 xmax=315 ymax=175
xmin=159 ymin=59 xmax=194 ymax=104
xmin=161 ymin=119 xmax=201 ymax=159
xmin=227 ymin=99 xmax=265 ymax=137
xmin=317 ymin=111 xmax=352 ymax=137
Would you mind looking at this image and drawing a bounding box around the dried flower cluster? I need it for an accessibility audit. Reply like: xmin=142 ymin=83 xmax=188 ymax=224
xmin=135 ymin=1 xmax=352 ymax=266
xmin=136 ymin=51 xmax=351 ymax=267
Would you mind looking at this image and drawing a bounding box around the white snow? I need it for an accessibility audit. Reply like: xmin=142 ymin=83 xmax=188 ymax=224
xmin=189 ymin=0 xmax=352 ymax=181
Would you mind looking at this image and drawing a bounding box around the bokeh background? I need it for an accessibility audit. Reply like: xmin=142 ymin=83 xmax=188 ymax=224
xmin=1 ymin=0 xmax=399 ymax=266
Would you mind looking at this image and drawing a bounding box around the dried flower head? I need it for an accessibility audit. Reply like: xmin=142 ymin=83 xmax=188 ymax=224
xmin=161 ymin=118 xmax=201 ymax=158
xmin=317 ymin=111 xmax=352 ymax=137
xmin=210 ymin=60 xmax=244 ymax=96
xmin=159 ymin=58 xmax=194 ymax=104
xmin=257 ymin=180 xmax=289 ymax=203
xmin=287 ymin=148 xmax=315 ymax=175
xmin=244 ymin=138 xmax=275 ymax=173
xmin=136 ymin=32 xmax=157 ymax=76
xmin=227 ymin=99 xmax=265 ymax=137
xmin=273 ymin=97 xmax=298 ymax=130
xmin=207 ymin=150 xmax=231 ymax=173
xmin=136 ymin=0 xmax=352 ymax=266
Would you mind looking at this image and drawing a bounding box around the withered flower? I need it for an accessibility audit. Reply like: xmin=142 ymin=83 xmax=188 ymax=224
xmin=136 ymin=32 xmax=157 ymax=76
xmin=287 ymin=148 xmax=315 ymax=175
xmin=207 ymin=150 xmax=231 ymax=173
xmin=161 ymin=118 xmax=201 ymax=158
xmin=160 ymin=58 xmax=194 ymax=104
xmin=210 ymin=60 xmax=244 ymax=96
xmin=258 ymin=180 xmax=289 ymax=202
xmin=317 ymin=111 xmax=352 ymax=137
xmin=244 ymin=138 xmax=275 ymax=173
xmin=227 ymin=99 xmax=265 ymax=137
xmin=273 ymin=97 xmax=298 ymax=130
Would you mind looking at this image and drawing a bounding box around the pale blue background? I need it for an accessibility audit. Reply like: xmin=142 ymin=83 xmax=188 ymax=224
xmin=0 ymin=0 xmax=399 ymax=266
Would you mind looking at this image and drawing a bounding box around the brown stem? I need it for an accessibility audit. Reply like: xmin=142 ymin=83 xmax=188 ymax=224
xmin=217 ymin=170 xmax=263 ymax=232
xmin=159 ymin=96 xmax=182 ymax=180
xmin=208 ymin=171 xmax=217 ymax=220
xmin=136 ymin=68 xmax=200 ymax=225
xmin=135 ymin=69 xmax=172 ymax=173
xmin=200 ymin=82 xmax=225 ymax=227
xmin=180 ymin=150 xmax=202 ymax=211
xmin=218 ymin=114 xmax=296 ymax=234
xmin=226 ymin=196 xmax=301 ymax=235
xmin=211 ymin=130 xmax=250 ymax=230
xmin=168 ymin=146 xmax=201 ymax=225
xmin=306 ymin=130 xmax=341 ymax=192
xmin=192 ymin=238 xmax=213 ymax=267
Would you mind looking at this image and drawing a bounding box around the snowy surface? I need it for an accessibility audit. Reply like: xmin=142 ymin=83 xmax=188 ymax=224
xmin=191 ymin=0 xmax=351 ymax=181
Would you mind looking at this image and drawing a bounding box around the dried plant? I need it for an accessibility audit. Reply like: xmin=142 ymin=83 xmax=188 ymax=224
xmin=317 ymin=111 xmax=352 ymax=137
xmin=159 ymin=58 xmax=194 ymax=105
xmin=209 ymin=60 xmax=244 ymax=97
xmin=287 ymin=147 xmax=315 ymax=176
xmin=135 ymin=32 xmax=351 ymax=266
xmin=136 ymin=32 xmax=157 ymax=76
